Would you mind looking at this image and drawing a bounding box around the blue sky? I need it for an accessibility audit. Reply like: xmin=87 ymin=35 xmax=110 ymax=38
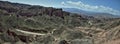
xmin=2 ymin=0 xmax=120 ymax=15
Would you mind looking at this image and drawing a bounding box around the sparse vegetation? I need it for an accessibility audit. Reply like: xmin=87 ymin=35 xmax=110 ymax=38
xmin=0 ymin=1 xmax=120 ymax=44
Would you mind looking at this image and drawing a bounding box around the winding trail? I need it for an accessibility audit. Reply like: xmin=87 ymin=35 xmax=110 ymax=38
xmin=15 ymin=29 xmax=46 ymax=35
xmin=75 ymin=27 xmax=104 ymax=31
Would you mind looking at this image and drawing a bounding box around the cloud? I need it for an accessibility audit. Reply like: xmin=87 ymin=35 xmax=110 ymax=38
xmin=61 ymin=1 xmax=65 ymax=5
xmin=61 ymin=1 xmax=120 ymax=15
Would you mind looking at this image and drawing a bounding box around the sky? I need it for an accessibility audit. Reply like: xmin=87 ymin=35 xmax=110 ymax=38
xmin=2 ymin=0 xmax=120 ymax=15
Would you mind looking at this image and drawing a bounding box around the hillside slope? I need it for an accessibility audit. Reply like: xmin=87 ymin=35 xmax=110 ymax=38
xmin=0 ymin=1 xmax=120 ymax=44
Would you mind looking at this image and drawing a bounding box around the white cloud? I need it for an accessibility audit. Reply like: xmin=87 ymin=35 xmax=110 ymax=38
xmin=61 ymin=1 xmax=65 ymax=5
xmin=61 ymin=1 xmax=120 ymax=15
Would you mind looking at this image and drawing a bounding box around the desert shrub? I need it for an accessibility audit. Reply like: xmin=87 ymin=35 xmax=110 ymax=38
xmin=35 ymin=35 xmax=54 ymax=44
xmin=0 ymin=33 xmax=18 ymax=42
xmin=65 ymin=31 xmax=85 ymax=40
xmin=24 ymin=19 xmax=41 ymax=28
xmin=53 ymin=25 xmax=66 ymax=37
xmin=71 ymin=39 xmax=93 ymax=44
xmin=59 ymin=40 xmax=69 ymax=44
xmin=0 ymin=15 xmax=17 ymax=28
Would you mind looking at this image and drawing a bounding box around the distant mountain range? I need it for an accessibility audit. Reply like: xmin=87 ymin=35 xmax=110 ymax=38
xmin=62 ymin=8 xmax=120 ymax=19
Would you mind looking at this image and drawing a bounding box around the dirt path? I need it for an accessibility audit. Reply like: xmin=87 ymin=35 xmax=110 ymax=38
xmin=75 ymin=27 xmax=104 ymax=31
xmin=15 ymin=29 xmax=46 ymax=35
